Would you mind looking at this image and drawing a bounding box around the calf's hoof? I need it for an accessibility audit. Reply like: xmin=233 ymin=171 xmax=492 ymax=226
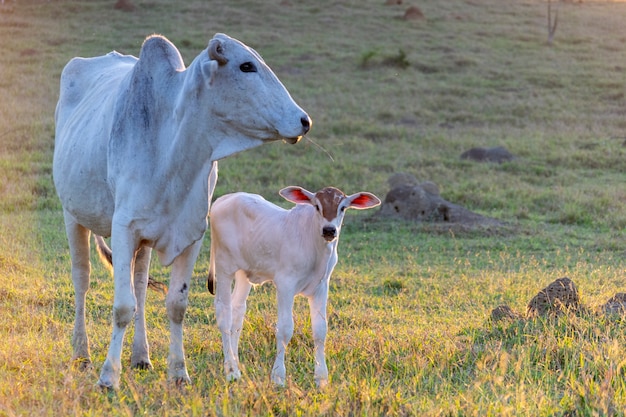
xmin=271 ymin=373 xmax=286 ymax=387
xmin=98 ymin=361 xmax=120 ymax=390
xmin=315 ymin=377 xmax=329 ymax=389
xmin=225 ymin=369 xmax=242 ymax=382
xmin=96 ymin=377 xmax=119 ymax=391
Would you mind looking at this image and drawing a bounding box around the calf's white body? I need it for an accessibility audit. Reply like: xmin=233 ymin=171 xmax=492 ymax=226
xmin=208 ymin=186 xmax=380 ymax=387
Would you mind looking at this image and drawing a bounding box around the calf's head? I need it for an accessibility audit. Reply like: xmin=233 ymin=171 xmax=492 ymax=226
xmin=279 ymin=186 xmax=381 ymax=242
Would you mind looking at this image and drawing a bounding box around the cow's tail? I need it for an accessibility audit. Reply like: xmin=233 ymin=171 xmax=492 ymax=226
xmin=207 ymin=269 xmax=215 ymax=295
xmin=93 ymin=235 xmax=168 ymax=295
xmin=94 ymin=235 xmax=113 ymax=272
xmin=207 ymin=239 xmax=216 ymax=295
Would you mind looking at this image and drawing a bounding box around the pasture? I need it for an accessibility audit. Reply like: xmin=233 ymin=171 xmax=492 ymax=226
xmin=1 ymin=0 xmax=625 ymax=415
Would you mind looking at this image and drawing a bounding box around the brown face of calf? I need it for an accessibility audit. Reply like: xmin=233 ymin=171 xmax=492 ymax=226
xmin=280 ymin=186 xmax=381 ymax=244
xmin=315 ymin=187 xmax=346 ymax=241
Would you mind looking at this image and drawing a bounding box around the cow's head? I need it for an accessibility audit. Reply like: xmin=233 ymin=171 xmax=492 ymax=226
xmin=279 ymin=186 xmax=381 ymax=242
xmin=198 ymin=33 xmax=311 ymax=145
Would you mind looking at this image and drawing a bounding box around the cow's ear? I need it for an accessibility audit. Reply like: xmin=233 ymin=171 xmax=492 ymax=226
xmin=201 ymin=60 xmax=218 ymax=86
xmin=208 ymin=37 xmax=228 ymax=65
xmin=346 ymin=192 xmax=381 ymax=210
xmin=279 ymin=186 xmax=315 ymax=205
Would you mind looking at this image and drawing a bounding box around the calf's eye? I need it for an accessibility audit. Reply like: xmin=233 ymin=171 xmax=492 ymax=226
xmin=240 ymin=62 xmax=257 ymax=73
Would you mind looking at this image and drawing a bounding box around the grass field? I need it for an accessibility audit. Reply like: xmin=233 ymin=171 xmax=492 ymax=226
xmin=1 ymin=0 xmax=625 ymax=415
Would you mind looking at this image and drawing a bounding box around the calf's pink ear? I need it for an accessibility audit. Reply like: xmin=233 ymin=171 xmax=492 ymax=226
xmin=347 ymin=192 xmax=382 ymax=210
xmin=279 ymin=186 xmax=316 ymax=205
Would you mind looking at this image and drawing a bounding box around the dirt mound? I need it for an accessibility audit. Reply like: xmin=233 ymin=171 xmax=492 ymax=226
xmin=375 ymin=173 xmax=504 ymax=228
xmin=491 ymin=277 xmax=625 ymax=321
xmin=460 ymin=146 xmax=515 ymax=163
xmin=526 ymin=277 xmax=580 ymax=317
xmin=114 ymin=0 xmax=135 ymax=12
xmin=403 ymin=6 xmax=424 ymax=20
xmin=602 ymin=293 xmax=626 ymax=316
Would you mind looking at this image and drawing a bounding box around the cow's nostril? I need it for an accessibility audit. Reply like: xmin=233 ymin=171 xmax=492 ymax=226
xmin=301 ymin=116 xmax=311 ymax=134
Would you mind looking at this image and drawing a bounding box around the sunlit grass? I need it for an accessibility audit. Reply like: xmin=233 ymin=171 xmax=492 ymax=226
xmin=1 ymin=0 xmax=626 ymax=415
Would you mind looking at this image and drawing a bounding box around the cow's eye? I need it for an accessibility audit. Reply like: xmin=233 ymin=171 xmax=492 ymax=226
xmin=240 ymin=62 xmax=257 ymax=73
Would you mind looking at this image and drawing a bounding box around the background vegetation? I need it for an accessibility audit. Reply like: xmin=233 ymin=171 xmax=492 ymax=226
xmin=1 ymin=0 xmax=625 ymax=415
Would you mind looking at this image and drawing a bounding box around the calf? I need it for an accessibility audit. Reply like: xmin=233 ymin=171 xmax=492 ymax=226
xmin=207 ymin=186 xmax=381 ymax=387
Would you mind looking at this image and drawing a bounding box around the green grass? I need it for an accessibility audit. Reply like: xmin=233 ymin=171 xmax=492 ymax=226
xmin=1 ymin=0 xmax=626 ymax=415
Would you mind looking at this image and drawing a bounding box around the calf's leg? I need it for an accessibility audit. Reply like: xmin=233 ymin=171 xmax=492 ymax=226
xmin=230 ymin=271 xmax=252 ymax=366
xmin=309 ymin=282 xmax=329 ymax=388
xmin=271 ymin=288 xmax=295 ymax=386
xmin=215 ymin=269 xmax=241 ymax=381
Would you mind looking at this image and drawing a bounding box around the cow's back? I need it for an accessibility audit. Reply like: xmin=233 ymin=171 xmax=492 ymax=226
xmin=53 ymin=52 xmax=137 ymax=235
xmin=55 ymin=52 xmax=136 ymax=131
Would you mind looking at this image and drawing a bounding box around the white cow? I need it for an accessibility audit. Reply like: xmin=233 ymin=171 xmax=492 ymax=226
xmin=207 ymin=186 xmax=381 ymax=387
xmin=53 ymin=33 xmax=311 ymax=389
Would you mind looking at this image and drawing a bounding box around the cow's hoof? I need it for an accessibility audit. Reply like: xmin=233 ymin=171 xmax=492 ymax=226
xmin=131 ymin=359 xmax=153 ymax=370
xmin=72 ymin=357 xmax=93 ymax=371
xmin=172 ymin=376 xmax=191 ymax=389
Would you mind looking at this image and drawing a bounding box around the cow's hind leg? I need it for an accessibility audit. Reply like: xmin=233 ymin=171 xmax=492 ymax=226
xmin=131 ymin=246 xmax=153 ymax=370
xmin=165 ymin=239 xmax=202 ymax=386
xmin=64 ymin=211 xmax=92 ymax=369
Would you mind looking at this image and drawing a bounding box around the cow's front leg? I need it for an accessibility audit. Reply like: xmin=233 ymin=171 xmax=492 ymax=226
xmin=98 ymin=226 xmax=138 ymax=390
xmin=271 ymin=289 xmax=295 ymax=386
xmin=64 ymin=211 xmax=92 ymax=369
xmin=131 ymin=246 xmax=152 ymax=370
xmin=309 ymin=282 xmax=329 ymax=388
xmin=166 ymin=240 xmax=202 ymax=385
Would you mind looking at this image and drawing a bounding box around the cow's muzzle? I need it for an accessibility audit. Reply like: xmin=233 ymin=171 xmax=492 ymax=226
xmin=283 ymin=115 xmax=311 ymax=144
xmin=301 ymin=116 xmax=311 ymax=135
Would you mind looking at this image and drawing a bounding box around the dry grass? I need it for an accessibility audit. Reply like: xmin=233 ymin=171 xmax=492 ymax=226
xmin=1 ymin=0 xmax=626 ymax=415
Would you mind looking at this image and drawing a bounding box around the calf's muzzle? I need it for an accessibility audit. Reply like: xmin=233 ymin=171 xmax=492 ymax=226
xmin=322 ymin=226 xmax=337 ymax=241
